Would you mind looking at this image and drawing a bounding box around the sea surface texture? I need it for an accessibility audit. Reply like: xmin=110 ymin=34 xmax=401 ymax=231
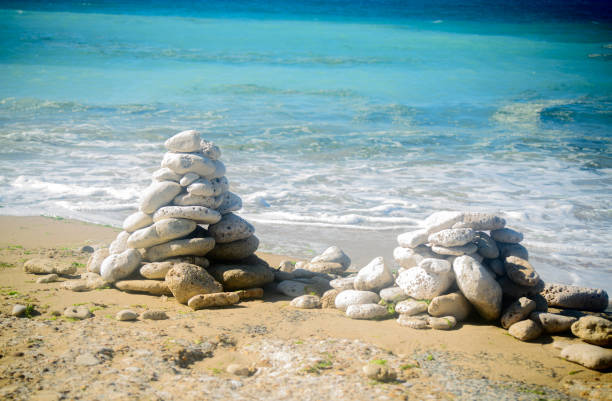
xmin=0 ymin=0 xmax=610 ymax=291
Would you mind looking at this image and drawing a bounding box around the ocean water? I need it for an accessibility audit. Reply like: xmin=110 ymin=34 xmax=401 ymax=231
xmin=0 ymin=1 xmax=611 ymax=291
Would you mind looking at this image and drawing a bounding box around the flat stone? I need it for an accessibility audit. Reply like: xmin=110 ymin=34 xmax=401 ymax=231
xmin=498 ymin=243 xmax=529 ymax=260
xmin=395 ymin=299 xmax=428 ymax=316
xmin=128 ymin=218 xmax=196 ymax=249
xmin=208 ymin=213 xmax=255 ymax=244
xmin=473 ymin=232 xmax=499 ymax=259
xmin=310 ymin=246 xmax=351 ymax=270
xmin=428 ymin=316 xmax=457 ymax=330
xmin=152 ymin=167 xmax=181 ymax=182
xmin=143 ymin=237 xmax=216 ymax=262
xmin=217 ymin=192 xmax=242 ymax=215
xmin=115 ymin=280 xmax=172 ymax=296
xmin=79 ymin=245 xmax=94 ymax=253
xmin=530 ymin=312 xmax=576 ymax=333
xmin=116 ymin=310 xmax=138 ymax=321
xmin=86 ymin=248 xmax=109 ymax=274
xmin=140 ymin=257 xmax=209 ymax=280
xmin=139 ymin=181 xmax=182 ymax=214
xmin=560 ymin=343 xmax=612 ymax=370
xmin=428 ymin=292 xmax=472 ymax=321
xmin=179 ymin=172 xmax=200 ymax=187
xmin=189 ymin=176 xmax=228 ymax=197
xmin=501 ymin=297 xmax=536 ymax=329
xmin=63 ymin=273 xmax=107 ymax=292
xmin=453 ymin=255 xmax=502 ymax=321
xmin=453 ymin=212 xmax=506 ymax=231
xmin=504 ymin=256 xmax=540 ymax=287
xmin=484 ymin=258 xmax=504 ymax=276
xmin=321 ymin=289 xmax=340 ymax=308
xmin=290 ymin=295 xmax=321 ymax=309
xmin=210 ymin=160 xmax=226 ymax=179
xmin=37 ymin=274 xmax=59 ymax=284
xmin=75 ymin=353 xmax=100 ymax=366
xmin=164 ymin=130 xmax=202 ymax=152
xmin=346 ymin=303 xmax=388 ymax=320
xmin=330 ymin=277 xmax=356 ymax=291
xmin=303 ymin=261 xmax=345 ymax=275
xmin=491 ymin=228 xmax=523 ymax=244
xmin=541 ymin=283 xmax=609 ymax=312
xmin=24 ymin=258 xmax=77 ymax=275
xmin=165 ymin=263 xmax=223 ymax=304
xmin=354 ymin=257 xmax=394 ymax=292
xmin=393 ymin=245 xmax=437 ymax=269
xmin=397 ymin=313 xmax=429 ymax=329
xmin=334 ymin=290 xmax=380 ymax=311
xmin=431 ymin=243 xmax=478 ymax=256
xmin=397 ymin=229 xmax=428 ymax=248
xmin=206 ymin=235 xmax=259 ymax=262
xmin=153 ymin=205 xmax=221 ymax=224
xmin=201 ymin=140 xmax=221 ymax=160
xmin=396 ymin=258 xmax=454 ymax=300
xmin=123 ymin=211 xmax=154 ymax=233
xmin=188 ymin=292 xmax=240 ymax=309
xmin=63 ymin=306 xmax=91 ymax=320
xmin=161 ymin=151 xmax=216 ymax=177
xmin=428 ymin=228 xmax=475 ymax=247
xmin=234 ymin=288 xmax=264 ymax=300
xmin=571 ymin=316 xmax=612 ymax=347
xmin=498 ymin=276 xmax=544 ymax=299
xmin=362 ymin=364 xmax=397 ymax=382
xmin=11 ymin=304 xmax=26 ymax=317
xmin=173 ymin=192 xmax=223 ymax=208
xmin=208 ymin=261 xmax=274 ymax=291
xmin=422 ymin=211 xmax=464 ymax=235
xmin=141 ymin=310 xmax=168 ymax=320
xmin=508 ymin=319 xmax=542 ymax=341
xmin=277 ymin=280 xmax=309 ymax=297
xmin=379 ymin=287 xmax=410 ymax=303
xmin=100 ymin=249 xmax=142 ymax=283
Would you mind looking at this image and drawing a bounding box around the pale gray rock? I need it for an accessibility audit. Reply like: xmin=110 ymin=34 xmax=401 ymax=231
xmin=428 ymin=228 xmax=475 ymax=247
xmin=501 ymin=297 xmax=536 ymax=329
xmin=173 ymin=192 xmax=223 ymax=208
xmin=109 ymin=231 xmax=130 ymax=255
xmin=278 ymin=260 xmax=296 ymax=272
xmin=208 ymin=213 xmax=255 ymax=244
xmin=453 ymin=255 xmax=502 ymax=320
xmin=529 ymin=312 xmax=576 ymax=334
xmin=116 ymin=310 xmax=138 ymax=321
xmin=63 ymin=305 xmax=91 ymax=320
xmin=330 ymin=277 xmax=356 ymax=291
xmin=140 ymin=181 xmax=182 ymax=214
xmin=115 ymin=280 xmax=172 ymax=296
xmin=201 ymin=140 xmax=221 ymax=160
xmin=75 ymin=353 xmax=100 ymax=366
xmin=140 ymin=256 xmax=209 ymax=279
xmin=508 ymin=319 xmax=542 ymax=341
xmin=484 ymin=258 xmax=504 ymax=276
xmin=379 ymin=287 xmax=410 ymax=303
xmin=303 ymin=261 xmax=345 ymax=275
xmin=310 ymin=246 xmax=351 ymax=270
xmin=397 ymin=313 xmax=429 ymax=329
xmin=473 ymin=232 xmax=499 ymax=259
xmin=206 ymin=235 xmax=259 ymax=262
xmin=161 ymin=152 xmax=215 ymax=177
xmin=397 ymin=229 xmax=428 ymax=248
xmin=63 ymin=272 xmax=107 ymax=291
xmin=354 ymin=257 xmax=394 ymax=292
xmin=24 ymin=258 xmax=77 ymax=275
xmin=395 ymin=258 xmax=454 ymax=300
xmin=210 ymin=160 xmax=226 ymax=179
xmin=179 ymin=172 xmax=199 ymax=187
xmin=152 ymin=167 xmax=181 ymax=182
xmin=498 ymin=242 xmax=529 ymax=260
xmin=334 ymin=290 xmax=380 ymax=311
xmin=164 ymin=130 xmax=202 ymax=152
xmin=428 ymin=316 xmax=457 ymax=330
xmin=186 ymin=178 xmax=215 ymax=197
xmin=290 ymin=295 xmax=321 ymax=309
xmin=393 ymin=245 xmax=437 ymax=269
xmin=541 ymin=283 xmax=609 ymax=312
xmin=165 ymin=263 xmax=223 ymax=304
xmin=37 ymin=274 xmax=59 ymax=283
xmin=143 ymin=237 xmax=215 ymax=262
xmin=11 ymin=304 xmax=26 ymax=317
xmin=321 ymin=289 xmax=340 ymax=308
xmin=346 ymin=303 xmax=388 ymax=320
xmin=277 ymin=280 xmax=309 ymax=297
xmin=428 ymin=292 xmax=472 ymax=321
xmin=571 ymin=316 xmax=612 ymax=347
xmin=453 ymin=212 xmax=506 ymax=231
xmin=207 ymin=261 xmax=274 ymax=290
xmin=362 ymin=364 xmax=397 ymax=382
xmin=127 ymin=218 xmax=196 ymax=249
xmin=431 ymin=243 xmax=478 ymax=256
xmin=141 ymin=310 xmax=168 ymax=320
xmin=491 ymin=228 xmax=523 ymax=244
xmin=122 ymin=211 xmax=154 ymax=233
xmin=395 ymin=299 xmax=428 ymax=316
xmin=217 ymin=192 xmax=242 ymax=215
xmin=100 ymin=249 xmax=142 ymax=283
xmin=188 ymin=292 xmax=240 ymax=309
xmin=422 ymin=211 xmax=464 ymax=235
xmin=560 ymin=343 xmax=612 ymax=370
xmin=504 ymin=256 xmax=540 ymax=287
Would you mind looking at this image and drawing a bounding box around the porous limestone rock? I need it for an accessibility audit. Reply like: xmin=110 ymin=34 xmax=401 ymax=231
xmin=428 ymin=316 xmax=457 ymax=330
xmin=201 ymin=140 xmax=221 ymax=160
xmin=560 ymin=343 xmax=612 ymax=370
xmin=188 ymin=292 xmax=240 ymax=309
xmin=473 ymin=232 xmax=499 ymax=259
xmin=508 ymin=319 xmax=542 ymax=341
xmin=321 ymin=289 xmax=340 ymax=308
xmin=180 ymin=172 xmax=200 ymax=187
xmin=395 ymin=299 xmax=428 ymax=316
xmin=152 ymin=168 xmax=181 ymax=182
xmin=421 ymin=211 xmax=464 ymax=235
xmin=217 ymin=192 xmax=242 ymax=215
xmin=310 ymin=246 xmax=351 ymax=270
xmin=397 ymin=229 xmax=428 ymax=248
xmin=529 ymin=312 xmax=576 ymax=334
xmin=431 ymin=243 xmax=478 ymax=256
xmin=24 ymin=258 xmax=77 ymax=275
xmin=290 ymin=295 xmax=321 ymax=309
xmin=571 ymin=316 xmax=612 ymax=347
xmin=100 ymin=249 xmax=142 ymax=283
xmin=346 ymin=303 xmax=388 ymax=320
xmin=379 ymin=287 xmax=410 ymax=303
xmin=109 ymin=231 xmax=130 ymax=255
xmin=393 ymin=245 xmax=437 ymax=269
xmin=541 ymin=283 xmax=609 ymax=312
xmin=153 ymin=205 xmax=221 ymax=224
xmin=396 ymin=313 xmax=429 ymax=329
xmin=161 ymin=152 xmax=216 ymax=177
xmin=164 ymin=129 xmax=202 ymax=153
xmin=428 ymin=228 xmax=475 ymax=247
xmin=208 ymin=213 xmax=255 ymax=244
xmin=115 ymin=280 xmax=172 ymax=296
xmin=452 ymin=255 xmax=502 ymax=320
xmin=165 ymin=263 xmax=223 ymax=304
xmin=395 ymin=258 xmax=454 ymax=300
xmin=86 ymin=248 xmax=109 ymax=274
xmin=330 ymin=277 xmax=356 ymax=291
xmin=143 ymin=237 xmax=215 ymax=262
xmin=354 ymin=257 xmax=394 ymax=292
xmin=334 ymin=290 xmax=380 ymax=311
xmin=428 ymin=292 xmax=471 ymax=321
xmin=453 ymin=212 xmax=506 ymax=231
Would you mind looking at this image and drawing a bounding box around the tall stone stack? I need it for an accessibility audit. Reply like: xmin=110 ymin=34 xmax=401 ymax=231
xmin=88 ymin=130 xmax=271 ymax=307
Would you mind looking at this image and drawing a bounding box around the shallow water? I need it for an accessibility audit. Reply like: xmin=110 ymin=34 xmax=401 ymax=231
xmin=0 ymin=1 xmax=610 ymax=291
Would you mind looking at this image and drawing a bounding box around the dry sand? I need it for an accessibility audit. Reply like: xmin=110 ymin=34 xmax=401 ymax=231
xmin=0 ymin=216 xmax=610 ymax=400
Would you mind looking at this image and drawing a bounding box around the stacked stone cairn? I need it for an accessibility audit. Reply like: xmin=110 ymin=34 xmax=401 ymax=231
xmin=81 ymin=130 xmax=272 ymax=309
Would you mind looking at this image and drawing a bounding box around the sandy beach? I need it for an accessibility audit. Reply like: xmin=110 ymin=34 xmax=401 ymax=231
xmin=0 ymin=215 xmax=610 ymax=400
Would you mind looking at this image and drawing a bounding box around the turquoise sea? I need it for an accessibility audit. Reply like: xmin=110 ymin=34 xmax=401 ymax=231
xmin=0 ymin=1 xmax=610 ymax=291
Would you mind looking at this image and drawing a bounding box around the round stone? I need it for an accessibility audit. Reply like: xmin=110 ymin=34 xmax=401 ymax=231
xmin=139 ymin=181 xmax=182 ymax=214
xmin=173 ymin=192 xmax=223 ymax=208
xmin=346 ymin=303 xmax=388 ymax=320
xmin=428 ymin=316 xmax=457 ymax=330
xmin=428 ymin=228 xmax=475 ymax=247
xmin=500 ymin=297 xmax=536 ymax=329
xmin=207 ymin=261 xmax=274 ymax=290
xmin=161 ymin=152 xmax=216 ymax=177
xmin=217 ymin=192 xmax=242 ymax=215
xmin=571 ymin=316 xmax=612 ymax=347
xmin=86 ymin=248 xmax=109 ymax=274
xmin=123 ymin=211 xmax=154 ymax=233
xmin=109 ymin=231 xmax=130 ymax=255
xmin=491 ymin=228 xmax=523 ymax=244
xmin=164 ymin=130 xmax=202 ymax=153
xmin=290 ymin=295 xmax=321 ymax=309
xmin=504 ymin=256 xmax=540 ymax=287
xmin=206 ymin=235 xmax=259 ymax=262
xmin=310 ymin=246 xmax=351 ymax=270
xmin=473 ymin=232 xmax=499 ymax=259
xmin=354 ymin=257 xmax=394 ymax=292
xmin=395 ymin=299 xmax=428 ymax=316
xmin=395 ymin=258 xmax=453 ymax=300
xmin=165 ymin=263 xmax=223 ymax=304
xmin=452 ymin=255 xmax=502 ymax=321
xmin=428 ymin=292 xmax=472 ymax=321
xmin=208 ymin=213 xmax=255 ymax=244
xmin=116 ymin=310 xmax=138 ymax=321
xmin=508 ymin=319 xmax=542 ymax=341
xmin=334 ymin=290 xmax=380 ymax=311
xmin=179 ymin=172 xmax=200 ymax=187
xmin=100 ymin=249 xmax=142 ymax=283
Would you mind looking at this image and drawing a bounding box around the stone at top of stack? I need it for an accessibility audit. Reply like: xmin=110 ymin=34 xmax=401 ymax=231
xmin=96 ymin=130 xmax=260 ymax=286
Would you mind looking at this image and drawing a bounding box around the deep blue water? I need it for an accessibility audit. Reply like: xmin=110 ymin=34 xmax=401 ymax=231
xmin=0 ymin=0 xmax=610 ymax=290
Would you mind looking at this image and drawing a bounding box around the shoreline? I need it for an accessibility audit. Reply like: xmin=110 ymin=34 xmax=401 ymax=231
xmin=0 ymin=215 xmax=610 ymax=400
